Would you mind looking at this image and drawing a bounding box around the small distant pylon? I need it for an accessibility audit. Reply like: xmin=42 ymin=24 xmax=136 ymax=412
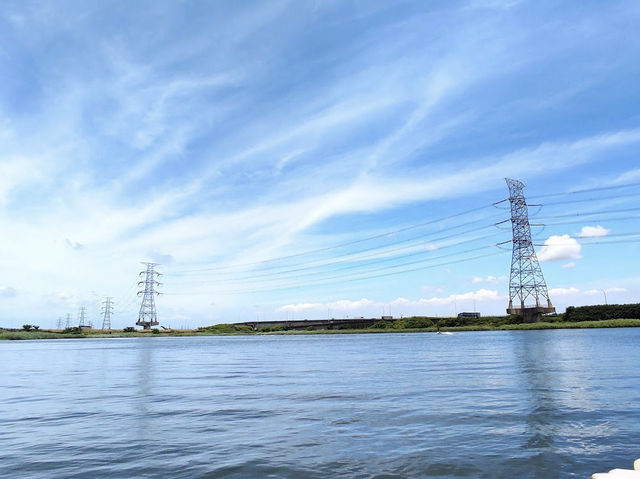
xmin=56 ymin=317 xmax=63 ymax=329
xmin=137 ymin=262 xmax=161 ymax=330
xmin=78 ymin=306 xmax=87 ymax=327
xmin=101 ymin=297 xmax=114 ymax=330
xmin=505 ymin=178 xmax=555 ymax=322
xmin=64 ymin=314 xmax=71 ymax=329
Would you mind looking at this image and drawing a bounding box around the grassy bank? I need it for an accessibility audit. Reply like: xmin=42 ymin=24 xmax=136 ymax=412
xmin=3 ymin=318 xmax=640 ymax=341
xmin=254 ymin=318 xmax=640 ymax=334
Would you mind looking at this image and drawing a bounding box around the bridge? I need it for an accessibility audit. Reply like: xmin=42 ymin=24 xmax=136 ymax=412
xmin=234 ymin=317 xmax=389 ymax=331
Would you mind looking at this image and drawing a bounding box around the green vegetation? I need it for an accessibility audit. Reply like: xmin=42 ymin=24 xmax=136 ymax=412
xmin=563 ymin=304 xmax=640 ymax=322
xmin=196 ymin=323 xmax=254 ymax=334
xmin=3 ymin=306 xmax=640 ymax=341
xmin=63 ymin=326 xmax=83 ymax=334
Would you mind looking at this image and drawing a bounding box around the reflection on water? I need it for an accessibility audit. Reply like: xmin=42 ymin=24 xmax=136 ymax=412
xmin=1 ymin=330 xmax=639 ymax=478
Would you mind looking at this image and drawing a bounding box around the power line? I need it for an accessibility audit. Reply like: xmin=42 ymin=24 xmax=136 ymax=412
xmin=161 ymin=249 xmax=507 ymax=296
xmin=528 ymin=181 xmax=640 ymax=200
xmin=168 ymin=202 xmax=504 ymax=274
xmin=538 ymin=191 xmax=640 ymax=207
xmin=218 ymin=250 xmax=510 ymax=295
xmin=166 ymin=217 xmax=505 ymax=283
xmin=166 ymin=230 xmax=503 ymax=287
xmin=167 ymin=241 xmax=507 ymax=295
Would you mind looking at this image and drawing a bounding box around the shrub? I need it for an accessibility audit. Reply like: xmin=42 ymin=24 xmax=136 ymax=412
xmin=63 ymin=326 xmax=83 ymax=334
xmin=371 ymin=320 xmax=394 ymax=329
xmin=401 ymin=317 xmax=434 ymax=329
xmin=198 ymin=324 xmax=254 ymax=333
xmin=22 ymin=324 xmax=33 ymax=331
xmin=564 ymin=304 xmax=640 ymax=322
xmin=123 ymin=326 xmax=136 ymax=333
xmin=152 ymin=328 xmax=160 ymax=334
xmin=257 ymin=325 xmax=284 ymax=332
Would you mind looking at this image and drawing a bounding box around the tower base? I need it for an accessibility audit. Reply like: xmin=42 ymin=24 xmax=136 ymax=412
xmin=506 ymin=306 xmax=556 ymax=323
xmin=136 ymin=320 xmax=159 ymax=330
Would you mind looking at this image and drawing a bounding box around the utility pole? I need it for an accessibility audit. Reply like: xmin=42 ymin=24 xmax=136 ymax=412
xmin=505 ymin=178 xmax=555 ymax=322
xmin=137 ymin=262 xmax=161 ymax=329
xmin=78 ymin=306 xmax=86 ymax=327
xmin=101 ymin=297 xmax=114 ymax=330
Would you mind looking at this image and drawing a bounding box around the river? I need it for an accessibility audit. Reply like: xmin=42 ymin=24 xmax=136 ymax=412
xmin=1 ymin=329 xmax=639 ymax=478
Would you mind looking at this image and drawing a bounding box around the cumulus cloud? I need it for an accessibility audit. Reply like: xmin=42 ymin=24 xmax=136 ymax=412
xmin=549 ymin=287 xmax=581 ymax=296
xmin=537 ymin=234 xmax=582 ymax=262
xmin=562 ymin=262 xmax=576 ymax=269
xmin=550 ymin=286 xmax=627 ymax=297
xmin=471 ymin=275 xmax=506 ymax=284
xmin=584 ymin=287 xmax=627 ymax=295
xmin=420 ymin=289 xmax=504 ymax=304
xmin=328 ymin=298 xmax=375 ymax=310
xmin=577 ymin=225 xmax=610 ymax=238
xmin=277 ymin=302 xmax=323 ymax=312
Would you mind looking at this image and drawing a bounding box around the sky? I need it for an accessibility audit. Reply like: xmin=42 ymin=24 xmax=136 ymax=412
xmin=1 ymin=0 xmax=639 ymax=329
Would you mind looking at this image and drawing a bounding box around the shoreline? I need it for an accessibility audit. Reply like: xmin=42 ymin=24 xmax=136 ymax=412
xmin=2 ymin=319 xmax=640 ymax=340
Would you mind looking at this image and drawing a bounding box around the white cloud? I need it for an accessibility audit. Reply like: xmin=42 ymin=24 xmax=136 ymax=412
xmin=276 ymin=302 xmax=323 ymax=313
xmin=471 ymin=275 xmax=506 ymax=284
xmin=550 ymin=286 xmax=627 ymax=298
xmin=420 ymin=289 xmax=504 ymax=304
xmin=584 ymin=287 xmax=627 ymax=295
xmin=537 ymin=234 xmax=582 ymax=262
xmin=562 ymin=262 xmax=576 ymax=269
xmin=549 ymin=287 xmax=581 ymax=296
xmin=577 ymin=225 xmax=610 ymax=238
xmin=328 ymin=298 xmax=375 ymax=310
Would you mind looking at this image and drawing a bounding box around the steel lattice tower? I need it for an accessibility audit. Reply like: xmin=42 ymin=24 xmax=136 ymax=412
xmin=102 ymin=297 xmax=114 ymax=330
xmin=56 ymin=317 xmax=63 ymax=329
xmin=64 ymin=313 xmax=71 ymax=329
xmin=78 ymin=306 xmax=87 ymax=327
xmin=505 ymin=178 xmax=555 ymax=322
xmin=137 ymin=262 xmax=161 ymax=329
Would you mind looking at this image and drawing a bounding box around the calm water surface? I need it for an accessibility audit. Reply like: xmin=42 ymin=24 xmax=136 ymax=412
xmin=1 ymin=329 xmax=640 ymax=478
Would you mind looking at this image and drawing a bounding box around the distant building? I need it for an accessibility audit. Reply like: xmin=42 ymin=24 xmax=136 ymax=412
xmin=457 ymin=312 xmax=480 ymax=319
xmin=381 ymin=315 xmax=393 ymax=320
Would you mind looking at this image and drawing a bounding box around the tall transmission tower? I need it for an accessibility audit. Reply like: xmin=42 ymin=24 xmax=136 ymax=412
xmin=137 ymin=262 xmax=161 ymax=329
xmin=505 ymin=178 xmax=555 ymax=322
xmin=78 ymin=306 xmax=87 ymax=327
xmin=65 ymin=314 xmax=71 ymax=329
xmin=56 ymin=317 xmax=63 ymax=329
xmin=101 ymin=297 xmax=114 ymax=330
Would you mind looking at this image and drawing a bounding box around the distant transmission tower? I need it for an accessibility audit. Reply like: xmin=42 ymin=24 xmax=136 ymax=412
xmin=137 ymin=262 xmax=161 ymax=329
xmin=505 ymin=178 xmax=555 ymax=322
xmin=65 ymin=314 xmax=71 ymax=329
xmin=78 ymin=306 xmax=87 ymax=327
xmin=56 ymin=317 xmax=63 ymax=329
xmin=101 ymin=297 xmax=114 ymax=330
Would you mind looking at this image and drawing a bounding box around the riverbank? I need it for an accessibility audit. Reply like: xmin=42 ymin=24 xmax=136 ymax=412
xmin=2 ymin=318 xmax=640 ymax=340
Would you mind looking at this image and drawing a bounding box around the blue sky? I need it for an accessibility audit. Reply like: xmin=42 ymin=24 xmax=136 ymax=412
xmin=1 ymin=0 xmax=639 ymax=328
